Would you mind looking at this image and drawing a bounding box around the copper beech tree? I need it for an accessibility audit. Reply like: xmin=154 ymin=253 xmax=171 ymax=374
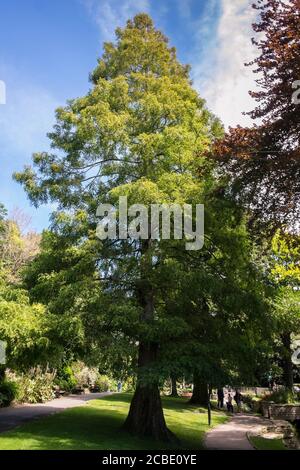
xmin=214 ymin=0 xmax=300 ymax=228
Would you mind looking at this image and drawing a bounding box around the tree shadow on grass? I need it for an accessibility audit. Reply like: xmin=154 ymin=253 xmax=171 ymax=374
xmin=0 ymin=394 xmax=220 ymax=450
xmin=0 ymin=395 xmax=182 ymax=450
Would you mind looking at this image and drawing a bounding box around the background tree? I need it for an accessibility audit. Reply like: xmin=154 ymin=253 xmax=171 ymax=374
xmin=158 ymin=194 xmax=270 ymax=404
xmin=23 ymin=221 xmax=136 ymax=381
xmin=0 ymin=209 xmax=40 ymax=284
xmin=269 ymin=231 xmax=300 ymax=389
xmin=0 ymin=206 xmax=76 ymax=383
xmin=214 ymin=0 xmax=300 ymax=228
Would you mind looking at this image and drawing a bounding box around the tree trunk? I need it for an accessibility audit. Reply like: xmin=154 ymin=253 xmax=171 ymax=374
xmin=170 ymin=374 xmax=178 ymax=397
xmin=123 ymin=238 xmax=175 ymax=442
xmin=123 ymin=341 xmax=175 ymax=441
xmin=281 ymin=332 xmax=294 ymax=390
xmin=189 ymin=372 xmax=208 ymax=405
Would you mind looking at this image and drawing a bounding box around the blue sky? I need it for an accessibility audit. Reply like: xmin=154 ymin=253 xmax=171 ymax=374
xmin=0 ymin=0 xmax=257 ymax=232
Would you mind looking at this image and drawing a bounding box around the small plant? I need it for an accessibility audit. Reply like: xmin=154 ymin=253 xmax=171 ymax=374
xmin=0 ymin=379 xmax=18 ymax=407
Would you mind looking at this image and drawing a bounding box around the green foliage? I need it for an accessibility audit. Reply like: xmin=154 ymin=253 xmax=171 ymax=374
xmin=0 ymin=282 xmax=69 ymax=371
xmin=0 ymin=207 xmax=74 ymax=373
xmin=267 ymin=231 xmax=300 ymax=387
xmin=0 ymin=295 xmax=48 ymax=369
xmin=271 ymin=288 xmax=300 ymax=334
xmin=269 ymin=231 xmax=300 ymax=331
xmin=94 ymin=375 xmax=115 ymax=392
xmin=12 ymin=13 xmax=270 ymax=401
xmin=121 ymin=376 xmax=136 ymax=392
xmin=249 ymin=435 xmax=287 ymax=451
xmin=55 ymin=366 xmax=76 ymax=392
xmin=0 ymin=380 xmax=19 ymax=407
xmin=71 ymin=361 xmax=99 ymax=388
xmin=271 ymin=231 xmax=300 ymax=286
xmin=13 ymin=369 xmax=55 ymax=404
xmin=0 ymin=203 xmax=7 ymax=222
xmin=264 ymin=388 xmax=299 ymax=405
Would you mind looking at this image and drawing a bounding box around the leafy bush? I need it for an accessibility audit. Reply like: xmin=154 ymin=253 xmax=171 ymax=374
xmin=232 ymin=394 xmax=262 ymax=413
xmin=13 ymin=368 xmax=55 ymax=403
xmin=94 ymin=375 xmax=117 ymax=392
xmin=72 ymin=362 xmax=98 ymax=388
xmin=0 ymin=379 xmax=18 ymax=407
xmin=55 ymin=365 xmax=76 ymax=391
xmin=264 ymin=388 xmax=299 ymax=404
xmin=121 ymin=376 xmax=135 ymax=392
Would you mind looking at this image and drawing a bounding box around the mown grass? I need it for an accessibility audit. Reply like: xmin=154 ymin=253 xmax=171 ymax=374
xmin=0 ymin=393 xmax=227 ymax=450
xmin=249 ymin=435 xmax=288 ymax=450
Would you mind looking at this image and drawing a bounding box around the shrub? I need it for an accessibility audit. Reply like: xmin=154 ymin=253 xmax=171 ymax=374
xmin=55 ymin=366 xmax=76 ymax=392
xmin=72 ymin=362 xmax=98 ymax=388
xmin=264 ymin=388 xmax=299 ymax=404
xmin=95 ymin=375 xmax=113 ymax=392
xmin=14 ymin=368 xmax=55 ymax=403
xmin=122 ymin=376 xmax=135 ymax=392
xmin=0 ymin=379 xmax=18 ymax=407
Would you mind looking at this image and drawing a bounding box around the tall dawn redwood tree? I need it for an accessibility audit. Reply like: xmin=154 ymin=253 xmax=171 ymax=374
xmin=15 ymin=14 xmax=221 ymax=441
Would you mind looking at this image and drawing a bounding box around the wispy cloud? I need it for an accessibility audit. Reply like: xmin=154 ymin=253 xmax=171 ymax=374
xmin=0 ymin=67 xmax=59 ymax=231
xmin=193 ymin=0 xmax=258 ymax=128
xmin=176 ymin=0 xmax=193 ymax=20
xmin=0 ymin=84 xmax=58 ymax=158
xmin=81 ymin=0 xmax=150 ymax=41
xmin=0 ymin=61 xmax=58 ymax=159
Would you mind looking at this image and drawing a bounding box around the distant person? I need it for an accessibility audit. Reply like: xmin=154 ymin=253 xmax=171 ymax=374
xmin=234 ymin=389 xmax=242 ymax=412
xmin=227 ymin=393 xmax=234 ymax=412
xmin=117 ymin=381 xmax=122 ymax=393
xmin=217 ymin=388 xmax=224 ymax=408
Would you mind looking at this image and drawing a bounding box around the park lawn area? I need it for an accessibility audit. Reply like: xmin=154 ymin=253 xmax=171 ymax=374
xmin=0 ymin=393 xmax=227 ymax=450
xmin=249 ymin=435 xmax=288 ymax=450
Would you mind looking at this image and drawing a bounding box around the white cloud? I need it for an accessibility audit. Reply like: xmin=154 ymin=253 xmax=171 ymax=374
xmin=81 ymin=0 xmax=150 ymax=41
xmin=194 ymin=0 xmax=258 ymax=128
xmin=0 ymin=70 xmax=59 ymax=232
xmin=0 ymin=80 xmax=58 ymax=158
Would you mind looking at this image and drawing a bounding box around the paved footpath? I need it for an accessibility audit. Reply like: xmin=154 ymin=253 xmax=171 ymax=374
xmin=205 ymin=413 xmax=270 ymax=450
xmin=0 ymin=392 xmax=112 ymax=434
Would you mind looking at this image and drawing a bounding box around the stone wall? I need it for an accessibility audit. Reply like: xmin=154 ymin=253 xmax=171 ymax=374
xmin=261 ymin=401 xmax=300 ymax=421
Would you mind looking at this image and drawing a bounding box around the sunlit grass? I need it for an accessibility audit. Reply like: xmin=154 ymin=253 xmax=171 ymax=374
xmin=0 ymin=393 xmax=227 ymax=450
xmin=249 ymin=435 xmax=289 ymax=450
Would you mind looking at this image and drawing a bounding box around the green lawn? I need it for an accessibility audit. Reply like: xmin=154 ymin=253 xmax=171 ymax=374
xmin=249 ymin=435 xmax=288 ymax=450
xmin=0 ymin=393 xmax=227 ymax=450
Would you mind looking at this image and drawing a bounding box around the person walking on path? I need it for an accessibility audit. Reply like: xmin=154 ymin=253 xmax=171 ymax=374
xmin=234 ymin=389 xmax=243 ymax=413
xmin=226 ymin=393 xmax=234 ymax=412
xmin=217 ymin=388 xmax=224 ymax=408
